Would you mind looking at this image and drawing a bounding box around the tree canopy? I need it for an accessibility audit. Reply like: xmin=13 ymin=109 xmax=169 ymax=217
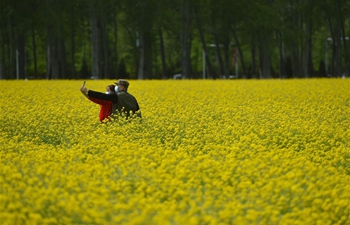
xmin=1 ymin=0 xmax=349 ymax=79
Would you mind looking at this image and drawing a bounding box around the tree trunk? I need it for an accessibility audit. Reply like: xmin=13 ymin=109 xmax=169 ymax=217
xmin=8 ymin=18 xmax=15 ymax=79
xmin=232 ymin=27 xmax=247 ymax=77
xmin=223 ymin=36 xmax=230 ymax=77
xmin=71 ymin=3 xmax=76 ymax=78
xmin=46 ymin=40 xmax=51 ymax=80
xmin=101 ymin=22 xmax=109 ymax=79
xmin=90 ymin=13 xmax=109 ymax=79
xmin=328 ymin=17 xmax=343 ymax=77
xmin=159 ymin=28 xmax=167 ymax=79
xmin=51 ymin=39 xmax=59 ymax=79
xmin=341 ymin=20 xmax=349 ymax=77
xmin=251 ymin=37 xmax=257 ymax=79
xmin=45 ymin=0 xmax=51 ymax=80
xmin=302 ymin=19 xmax=312 ymax=78
xmin=59 ymin=38 xmax=67 ymax=79
xmin=258 ymin=32 xmax=271 ymax=78
xmin=46 ymin=36 xmax=66 ymax=80
xmin=113 ymin=4 xmax=118 ymax=79
xmin=16 ymin=33 xmax=26 ymax=79
xmin=181 ymin=0 xmax=191 ymax=78
xmin=277 ymin=31 xmax=286 ymax=78
xmin=194 ymin=8 xmax=212 ymax=79
xmin=211 ymin=16 xmax=224 ymax=78
xmin=137 ymin=31 xmax=152 ymax=79
xmin=48 ymin=42 xmax=59 ymax=79
xmin=307 ymin=26 xmax=314 ymax=77
xmin=333 ymin=26 xmax=342 ymax=77
xmin=144 ymin=32 xmax=152 ymax=79
xmin=137 ymin=31 xmax=144 ymax=79
xmin=31 ymin=26 xmax=38 ymax=78
xmin=90 ymin=16 xmax=101 ymax=78
xmin=290 ymin=11 xmax=301 ymax=78
xmin=259 ymin=47 xmax=271 ymax=79
xmin=291 ymin=43 xmax=300 ymax=78
xmin=0 ymin=23 xmax=6 ymax=79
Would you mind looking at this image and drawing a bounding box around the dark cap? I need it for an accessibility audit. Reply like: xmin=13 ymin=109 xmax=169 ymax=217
xmin=114 ymin=79 xmax=129 ymax=89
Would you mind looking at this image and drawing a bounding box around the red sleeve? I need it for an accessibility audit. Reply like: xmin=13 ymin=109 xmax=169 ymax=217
xmin=99 ymin=103 xmax=113 ymax=122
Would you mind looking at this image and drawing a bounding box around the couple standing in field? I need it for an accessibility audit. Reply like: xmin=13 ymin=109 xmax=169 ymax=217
xmin=80 ymin=79 xmax=141 ymax=122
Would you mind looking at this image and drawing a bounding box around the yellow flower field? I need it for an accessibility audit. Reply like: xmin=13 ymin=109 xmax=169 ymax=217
xmin=0 ymin=79 xmax=349 ymax=225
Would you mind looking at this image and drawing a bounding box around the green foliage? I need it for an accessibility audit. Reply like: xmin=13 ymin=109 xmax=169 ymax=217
xmin=0 ymin=0 xmax=349 ymax=78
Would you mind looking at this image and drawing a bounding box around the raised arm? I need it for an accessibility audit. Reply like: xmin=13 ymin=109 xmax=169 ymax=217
xmin=80 ymin=84 xmax=118 ymax=104
xmin=87 ymin=90 xmax=118 ymax=104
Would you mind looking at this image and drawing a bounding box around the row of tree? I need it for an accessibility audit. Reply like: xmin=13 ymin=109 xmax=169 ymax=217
xmin=1 ymin=0 xmax=349 ymax=80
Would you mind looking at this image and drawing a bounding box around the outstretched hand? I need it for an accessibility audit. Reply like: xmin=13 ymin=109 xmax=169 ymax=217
xmin=80 ymin=81 xmax=89 ymax=97
xmin=80 ymin=86 xmax=88 ymax=93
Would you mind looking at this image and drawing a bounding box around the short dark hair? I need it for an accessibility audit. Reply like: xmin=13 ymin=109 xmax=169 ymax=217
xmin=108 ymin=85 xmax=116 ymax=93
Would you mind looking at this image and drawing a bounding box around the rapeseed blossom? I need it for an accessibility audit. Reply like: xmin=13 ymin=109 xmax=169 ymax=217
xmin=0 ymin=79 xmax=349 ymax=224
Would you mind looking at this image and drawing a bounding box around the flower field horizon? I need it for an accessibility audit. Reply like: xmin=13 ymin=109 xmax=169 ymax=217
xmin=0 ymin=78 xmax=349 ymax=225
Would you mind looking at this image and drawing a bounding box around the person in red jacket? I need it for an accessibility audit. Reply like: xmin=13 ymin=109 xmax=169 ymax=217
xmin=81 ymin=84 xmax=116 ymax=122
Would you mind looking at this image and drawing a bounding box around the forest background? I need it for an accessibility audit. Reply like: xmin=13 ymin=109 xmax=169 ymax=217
xmin=1 ymin=0 xmax=349 ymax=80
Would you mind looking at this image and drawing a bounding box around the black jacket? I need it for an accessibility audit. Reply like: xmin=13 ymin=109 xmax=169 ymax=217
xmin=88 ymin=90 xmax=141 ymax=117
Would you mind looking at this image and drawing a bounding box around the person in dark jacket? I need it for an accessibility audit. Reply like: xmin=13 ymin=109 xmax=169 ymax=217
xmin=80 ymin=79 xmax=141 ymax=119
